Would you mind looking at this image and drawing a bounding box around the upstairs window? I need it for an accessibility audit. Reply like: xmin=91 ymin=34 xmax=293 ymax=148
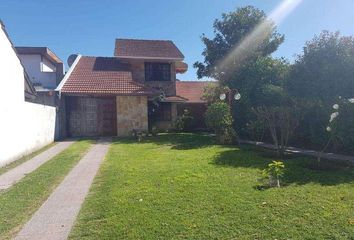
xmin=145 ymin=62 xmax=171 ymax=81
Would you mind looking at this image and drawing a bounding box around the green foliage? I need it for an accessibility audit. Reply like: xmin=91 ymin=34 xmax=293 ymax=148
xmin=174 ymin=109 xmax=194 ymax=132
xmin=193 ymin=5 xmax=288 ymax=137
xmin=194 ymin=6 xmax=284 ymax=79
xmin=331 ymin=100 xmax=354 ymax=152
xmin=228 ymin=57 xmax=290 ymax=137
xmin=253 ymin=104 xmax=302 ymax=158
xmin=319 ymin=98 xmax=354 ymax=156
xmin=202 ymin=82 xmax=229 ymax=103
xmin=285 ymin=31 xmax=354 ymax=153
xmin=217 ymin=126 xmax=237 ymax=145
xmin=291 ymin=100 xmax=329 ymax=148
xmin=262 ymin=161 xmax=285 ymax=188
xmin=205 ymin=102 xmax=235 ymax=144
xmin=205 ymin=102 xmax=233 ymax=133
xmin=194 ymin=5 xmax=354 ymax=154
xmin=245 ymin=119 xmax=266 ymax=142
xmin=286 ymin=31 xmax=354 ymax=103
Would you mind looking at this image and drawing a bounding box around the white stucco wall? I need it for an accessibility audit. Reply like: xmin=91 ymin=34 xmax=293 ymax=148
xmin=0 ymin=25 xmax=56 ymax=167
xmin=18 ymin=54 xmax=57 ymax=88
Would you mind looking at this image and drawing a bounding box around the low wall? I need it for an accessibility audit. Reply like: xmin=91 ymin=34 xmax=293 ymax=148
xmin=0 ymin=101 xmax=56 ymax=167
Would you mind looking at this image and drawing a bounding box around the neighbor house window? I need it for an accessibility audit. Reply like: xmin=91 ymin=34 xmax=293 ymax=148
xmin=145 ymin=62 xmax=171 ymax=81
xmin=41 ymin=57 xmax=56 ymax=73
xmin=148 ymin=102 xmax=171 ymax=121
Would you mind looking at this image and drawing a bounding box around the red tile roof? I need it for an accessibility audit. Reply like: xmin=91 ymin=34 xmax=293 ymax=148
xmin=114 ymin=39 xmax=184 ymax=60
xmin=176 ymin=81 xmax=212 ymax=103
xmin=61 ymin=56 xmax=157 ymax=95
xmin=163 ymin=95 xmax=188 ymax=102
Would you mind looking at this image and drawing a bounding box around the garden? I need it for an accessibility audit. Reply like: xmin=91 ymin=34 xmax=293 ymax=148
xmin=191 ymin=5 xmax=354 ymax=160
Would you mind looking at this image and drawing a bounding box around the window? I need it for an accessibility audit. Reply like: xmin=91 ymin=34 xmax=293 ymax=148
xmin=145 ymin=62 xmax=171 ymax=81
xmin=148 ymin=102 xmax=171 ymax=121
xmin=41 ymin=57 xmax=56 ymax=73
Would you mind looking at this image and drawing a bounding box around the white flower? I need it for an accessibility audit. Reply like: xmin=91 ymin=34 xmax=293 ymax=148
xmin=329 ymin=112 xmax=339 ymax=122
xmin=332 ymin=104 xmax=339 ymax=110
xmin=139 ymin=198 xmax=143 ymax=202
xmin=326 ymin=126 xmax=331 ymax=132
xmin=339 ymin=96 xmax=342 ymax=99
xmin=348 ymin=98 xmax=354 ymax=103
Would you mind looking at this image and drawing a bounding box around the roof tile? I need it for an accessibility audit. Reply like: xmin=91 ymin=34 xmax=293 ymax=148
xmin=176 ymin=81 xmax=212 ymax=103
xmin=114 ymin=39 xmax=184 ymax=59
xmin=61 ymin=56 xmax=157 ymax=95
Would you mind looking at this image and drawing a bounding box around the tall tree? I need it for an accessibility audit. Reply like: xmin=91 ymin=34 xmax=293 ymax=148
xmin=286 ymin=31 xmax=354 ymax=103
xmin=194 ymin=6 xmax=286 ymax=136
xmin=194 ymin=5 xmax=284 ymax=82
xmin=285 ymin=31 xmax=354 ymax=152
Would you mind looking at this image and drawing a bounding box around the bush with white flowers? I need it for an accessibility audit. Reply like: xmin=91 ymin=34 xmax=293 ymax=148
xmin=318 ymin=97 xmax=354 ymax=160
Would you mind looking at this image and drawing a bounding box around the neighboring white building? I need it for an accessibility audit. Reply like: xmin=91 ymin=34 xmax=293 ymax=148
xmin=0 ymin=21 xmax=59 ymax=167
xmin=16 ymin=47 xmax=64 ymax=89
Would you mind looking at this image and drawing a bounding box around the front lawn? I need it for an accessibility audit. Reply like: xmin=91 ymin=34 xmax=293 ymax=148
xmin=70 ymin=134 xmax=354 ymax=239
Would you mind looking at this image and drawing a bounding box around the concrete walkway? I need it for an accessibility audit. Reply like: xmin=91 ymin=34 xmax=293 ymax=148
xmin=240 ymin=140 xmax=354 ymax=164
xmin=15 ymin=138 xmax=111 ymax=240
xmin=0 ymin=141 xmax=74 ymax=190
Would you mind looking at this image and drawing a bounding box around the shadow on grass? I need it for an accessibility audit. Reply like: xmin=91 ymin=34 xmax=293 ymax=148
xmin=112 ymin=133 xmax=353 ymax=186
xmin=112 ymin=133 xmax=215 ymax=150
xmin=213 ymin=147 xmax=354 ymax=186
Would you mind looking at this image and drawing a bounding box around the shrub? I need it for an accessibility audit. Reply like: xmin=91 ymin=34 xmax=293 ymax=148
xmin=217 ymin=127 xmax=236 ymax=145
xmin=205 ymin=102 xmax=233 ymax=133
xmin=174 ymin=109 xmax=194 ymax=132
xmin=318 ymin=97 xmax=354 ymax=161
xmin=205 ymin=102 xmax=235 ymax=144
xmin=262 ymin=161 xmax=285 ymax=188
xmin=253 ymin=105 xmax=301 ymax=158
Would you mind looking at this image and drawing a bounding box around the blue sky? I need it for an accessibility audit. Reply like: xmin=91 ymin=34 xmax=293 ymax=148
xmin=1 ymin=0 xmax=354 ymax=80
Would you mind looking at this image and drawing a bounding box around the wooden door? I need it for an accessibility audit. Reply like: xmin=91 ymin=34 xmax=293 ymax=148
xmin=66 ymin=96 xmax=117 ymax=137
xmin=98 ymin=98 xmax=117 ymax=136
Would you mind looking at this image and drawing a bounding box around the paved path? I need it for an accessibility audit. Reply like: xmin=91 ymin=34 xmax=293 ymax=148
xmin=0 ymin=141 xmax=74 ymax=190
xmin=240 ymin=140 xmax=354 ymax=164
xmin=15 ymin=138 xmax=111 ymax=240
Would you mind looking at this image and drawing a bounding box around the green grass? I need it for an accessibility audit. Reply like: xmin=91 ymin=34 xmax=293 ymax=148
xmin=0 ymin=139 xmax=92 ymax=239
xmin=70 ymin=134 xmax=354 ymax=240
xmin=0 ymin=143 xmax=56 ymax=175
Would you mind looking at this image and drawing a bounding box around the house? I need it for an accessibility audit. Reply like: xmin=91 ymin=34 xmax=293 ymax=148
xmin=57 ymin=38 xmax=207 ymax=137
xmin=15 ymin=47 xmax=64 ymax=107
xmin=16 ymin=47 xmax=64 ymax=89
xmin=0 ymin=21 xmax=60 ymax=166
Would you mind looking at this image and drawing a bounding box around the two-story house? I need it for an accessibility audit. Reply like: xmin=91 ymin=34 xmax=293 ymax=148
xmin=16 ymin=47 xmax=64 ymax=89
xmin=57 ymin=39 xmax=206 ymax=137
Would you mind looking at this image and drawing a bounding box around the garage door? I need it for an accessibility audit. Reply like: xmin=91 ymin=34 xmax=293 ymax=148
xmin=66 ymin=96 xmax=117 ymax=137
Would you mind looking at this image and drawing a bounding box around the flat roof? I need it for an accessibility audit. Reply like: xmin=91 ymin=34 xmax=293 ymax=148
xmin=15 ymin=46 xmax=63 ymax=64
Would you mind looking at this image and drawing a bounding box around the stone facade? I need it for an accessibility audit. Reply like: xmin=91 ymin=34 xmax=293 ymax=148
xmin=116 ymin=96 xmax=148 ymax=136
